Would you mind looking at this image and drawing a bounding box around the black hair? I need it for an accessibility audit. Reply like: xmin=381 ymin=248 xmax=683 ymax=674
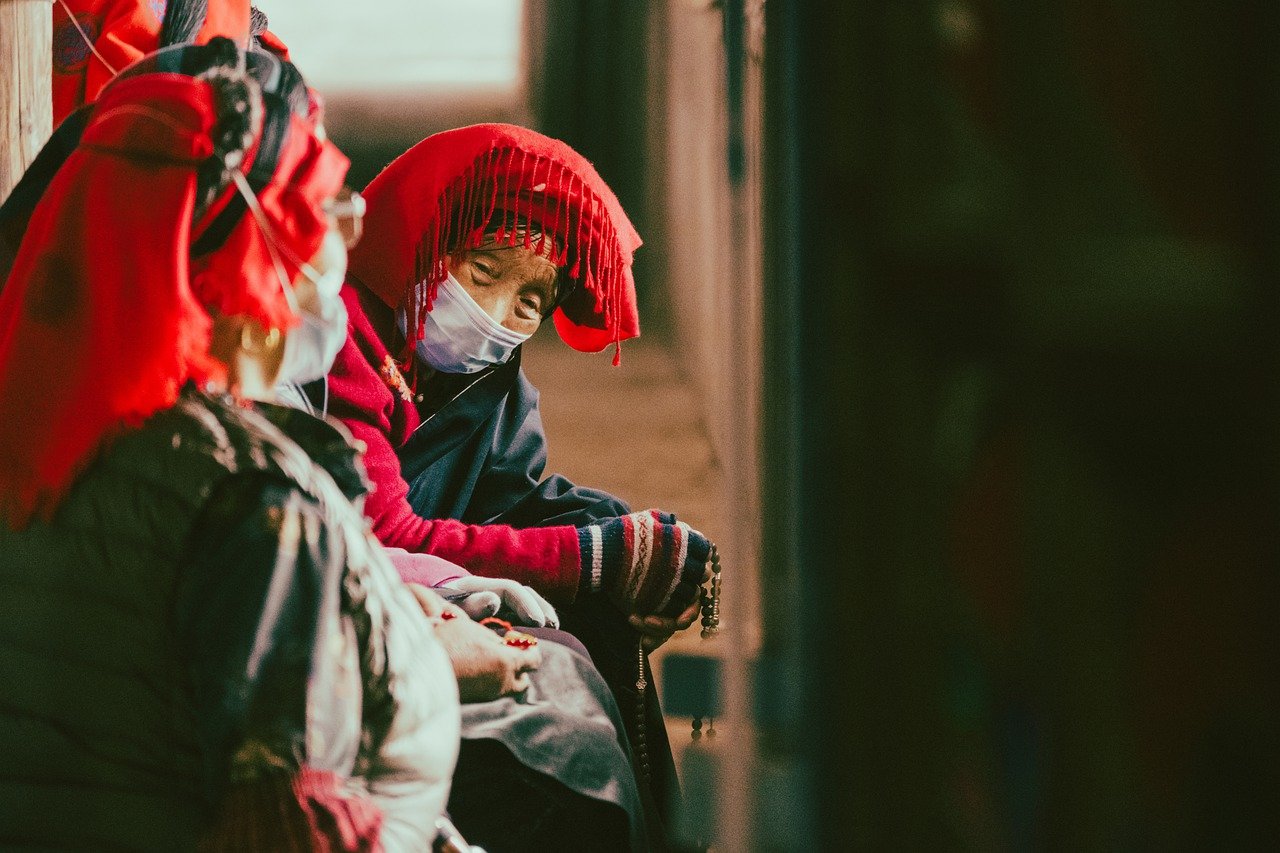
xmin=159 ymin=0 xmax=209 ymax=47
xmin=194 ymin=39 xmax=260 ymax=214
xmin=112 ymin=38 xmax=313 ymax=254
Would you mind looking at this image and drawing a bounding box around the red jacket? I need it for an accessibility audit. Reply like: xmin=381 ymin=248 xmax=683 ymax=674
xmin=327 ymin=280 xmax=584 ymax=603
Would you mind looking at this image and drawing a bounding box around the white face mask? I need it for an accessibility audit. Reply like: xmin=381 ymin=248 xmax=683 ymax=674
xmin=399 ymin=272 xmax=531 ymax=374
xmin=275 ymin=265 xmax=349 ymax=385
xmin=230 ymin=171 xmax=350 ymax=387
xmin=271 ymin=220 xmax=351 ymax=385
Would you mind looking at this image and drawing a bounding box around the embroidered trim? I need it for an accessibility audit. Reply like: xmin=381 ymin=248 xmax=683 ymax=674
xmin=627 ymin=512 xmax=654 ymax=605
xmin=379 ymin=354 xmax=413 ymax=403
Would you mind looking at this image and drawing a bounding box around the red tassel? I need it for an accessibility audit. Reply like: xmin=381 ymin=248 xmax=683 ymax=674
xmin=583 ymin=196 xmax=596 ymax=299
xmin=588 ymin=197 xmax=604 ymax=311
xmin=569 ymin=176 xmax=584 ymax=278
xmin=552 ymin=163 xmax=568 ymax=261
xmin=533 ymin=157 xmax=547 ymax=255
xmin=472 ymin=154 xmax=486 ymax=243
xmin=549 ymin=166 xmax=563 ymax=262
xmin=537 ymin=157 xmax=553 ymax=254
xmin=483 ymin=147 xmax=500 ymax=232
xmin=463 ymin=157 xmax=482 ymax=247
xmin=410 ymin=241 xmax=421 ymax=302
xmin=494 ymin=150 xmax=507 ymax=242
xmin=503 ymin=148 xmax=517 ymax=242
xmin=515 ymin=151 xmax=529 ymax=246
xmin=523 ymin=161 xmax=535 ymax=250
xmin=460 ymin=165 xmax=475 ymax=249
xmin=449 ymin=170 xmax=464 ymax=260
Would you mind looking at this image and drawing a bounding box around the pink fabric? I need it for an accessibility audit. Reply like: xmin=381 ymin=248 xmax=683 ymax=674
xmin=384 ymin=548 xmax=467 ymax=588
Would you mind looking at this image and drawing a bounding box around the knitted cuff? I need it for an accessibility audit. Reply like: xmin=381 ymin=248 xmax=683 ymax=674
xmin=577 ymin=521 xmax=620 ymax=597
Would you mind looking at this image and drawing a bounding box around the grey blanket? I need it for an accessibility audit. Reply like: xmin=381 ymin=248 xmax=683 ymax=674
xmin=459 ymin=641 xmax=645 ymax=849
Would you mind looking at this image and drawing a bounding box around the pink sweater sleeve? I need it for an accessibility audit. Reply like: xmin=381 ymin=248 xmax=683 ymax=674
xmin=328 ymin=285 xmax=583 ymax=604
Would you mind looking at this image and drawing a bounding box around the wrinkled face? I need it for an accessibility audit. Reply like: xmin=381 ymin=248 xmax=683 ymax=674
xmin=447 ymin=232 xmax=559 ymax=337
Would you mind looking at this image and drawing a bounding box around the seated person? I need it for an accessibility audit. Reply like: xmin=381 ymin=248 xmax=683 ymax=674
xmin=0 ymin=41 xmax=457 ymax=850
xmin=318 ymin=123 xmax=715 ymax=835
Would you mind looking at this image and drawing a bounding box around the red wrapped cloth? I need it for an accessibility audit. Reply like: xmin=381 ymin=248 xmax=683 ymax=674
xmin=0 ymin=62 xmax=346 ymax=525
xmin=52 ymin=0 xmax=252 ymax=125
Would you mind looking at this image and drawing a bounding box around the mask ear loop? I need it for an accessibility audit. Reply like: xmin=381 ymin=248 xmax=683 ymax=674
xmin=230 ymin=167 xmax=330 ymax=288
xmin=228 ymin=167 xmax=301 ymax=317
xmin=55 ymin=0 xmax=120 ymax=77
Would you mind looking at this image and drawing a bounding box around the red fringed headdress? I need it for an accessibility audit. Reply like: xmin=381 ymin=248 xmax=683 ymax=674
xmin=347 ymin=123 xmax=642 ymax=363
xmin=0 ymin=66 xmax=346 ymax=525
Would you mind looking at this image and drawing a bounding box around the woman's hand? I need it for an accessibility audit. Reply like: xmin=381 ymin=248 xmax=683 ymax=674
xmin=408 ymin=584 xmax=542 ymax=702
xmin=627 ymin=561 xmax=712 ymax=650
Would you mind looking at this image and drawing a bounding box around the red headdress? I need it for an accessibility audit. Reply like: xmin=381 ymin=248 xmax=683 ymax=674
xmin=0 ymin=61 xmax=347 ymax=525
xmin=52 ymin=0 xmax=253 ymax=125
xmin=347 ymin=123 xmax=642 ymax=364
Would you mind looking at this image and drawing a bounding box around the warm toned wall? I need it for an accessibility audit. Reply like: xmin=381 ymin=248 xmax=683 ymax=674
xmin=648 ymin=3 xmax=766 ymax=849
xmin=653 ymin=0 xmax=765 ymax=631
xmin=0 ymin=0 xmax=52 ymax=202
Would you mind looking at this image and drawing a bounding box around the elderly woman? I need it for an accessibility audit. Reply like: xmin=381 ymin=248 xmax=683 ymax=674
xmin=0 ymin=42 xmax=458 ymax=849
xmin=316 ymin=123 xmax=716 ymax=837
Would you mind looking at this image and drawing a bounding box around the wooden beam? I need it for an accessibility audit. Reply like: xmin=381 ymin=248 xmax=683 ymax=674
xmin=0 ymin=0 xmax=52 ymax=203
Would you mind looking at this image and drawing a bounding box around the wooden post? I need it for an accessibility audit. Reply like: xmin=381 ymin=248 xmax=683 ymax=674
xmin=0 ymin=0 xmax=53 ymax=202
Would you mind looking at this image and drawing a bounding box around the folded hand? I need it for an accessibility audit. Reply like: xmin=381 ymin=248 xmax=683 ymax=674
xmin=408 ymin=584 xmax=542 ymax=702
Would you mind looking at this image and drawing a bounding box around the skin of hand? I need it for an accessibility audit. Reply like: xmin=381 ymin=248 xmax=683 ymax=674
xmin=628 ymin=563 xmax=714 ymax=651
xmin=408 ymin=584 xmax=542 ymax=702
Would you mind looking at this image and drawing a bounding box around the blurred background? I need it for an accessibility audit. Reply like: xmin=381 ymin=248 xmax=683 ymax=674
xmin=5 ymin=0 xmax=1279 ymax=847
xmin=265 ymin=0 xmax=1280 ymax=848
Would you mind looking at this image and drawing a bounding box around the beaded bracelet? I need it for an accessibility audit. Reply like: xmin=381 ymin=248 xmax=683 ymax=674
xmin=479 ymin=615 xmax=539 ymax=649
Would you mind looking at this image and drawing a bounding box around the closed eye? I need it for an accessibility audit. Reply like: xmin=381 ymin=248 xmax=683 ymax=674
xmin=518 ymin=292 xmax=544 ymax=318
